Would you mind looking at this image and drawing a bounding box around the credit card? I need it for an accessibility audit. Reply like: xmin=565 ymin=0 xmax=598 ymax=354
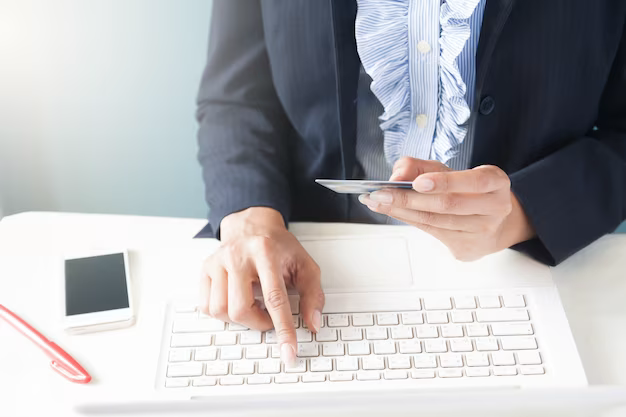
xmin=315 ymin=179 xmax=414 ymax=194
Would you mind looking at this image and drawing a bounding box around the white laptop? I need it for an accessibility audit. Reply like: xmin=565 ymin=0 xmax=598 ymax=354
xmin=77 ymin=227 xmax=626 ymax=416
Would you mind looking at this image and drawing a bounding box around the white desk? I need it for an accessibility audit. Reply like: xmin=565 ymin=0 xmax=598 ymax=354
xmin=1 ymin=212 xmax=625 ymax=416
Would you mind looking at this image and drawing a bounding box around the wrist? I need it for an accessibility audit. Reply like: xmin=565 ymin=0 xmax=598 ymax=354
xmin=220 ymin=207 xmax=286 ymax=241
xmin=500 ymin=191 xmax=536 ymax=249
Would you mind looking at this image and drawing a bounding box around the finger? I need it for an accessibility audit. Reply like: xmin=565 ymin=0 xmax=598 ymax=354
xmin=208 ymin=267 xmax=230 ymax=322
xmin=413 ymin=165 xmax=510 ymax=194
xmin=292 ymin=260 xmax=324 ymax=333
xmin=227 ymin=267 xmax=273 ymax=331
xmin=363 ymin=190 xmax=506 ymax=216
xmin=366 ymin=205 xmax=491 ymax=232
xmin=389 ymin=157 xmax=450 ymax=181
xmin=255 ymin=255 xmax=297 ymax=366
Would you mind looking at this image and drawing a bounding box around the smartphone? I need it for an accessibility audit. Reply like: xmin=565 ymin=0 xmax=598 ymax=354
xmin=62 ymin=250 xmax=135 ymax=334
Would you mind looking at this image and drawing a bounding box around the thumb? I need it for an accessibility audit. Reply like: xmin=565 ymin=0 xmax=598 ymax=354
xmin=389 ymin=157 xmax=450 ymax=181
xmin=295 ymin=260 xmax=325 ymax=333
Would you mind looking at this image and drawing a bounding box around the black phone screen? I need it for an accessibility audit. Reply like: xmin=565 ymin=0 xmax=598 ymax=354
xmin=64 ymin=253 xmax=129 ymax=316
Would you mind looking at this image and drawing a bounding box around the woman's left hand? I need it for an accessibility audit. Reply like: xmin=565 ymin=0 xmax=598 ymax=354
xmin=359 ymin=157 xmax=536 ymax=261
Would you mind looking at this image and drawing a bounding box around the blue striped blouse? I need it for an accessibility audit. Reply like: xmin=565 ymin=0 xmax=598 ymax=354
xmin=355 ymin=0 xmax=486 ymax=171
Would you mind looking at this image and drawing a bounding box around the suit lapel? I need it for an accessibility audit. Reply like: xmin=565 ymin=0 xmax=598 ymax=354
xmin=329 ymin=0 xmax=359 ymax=180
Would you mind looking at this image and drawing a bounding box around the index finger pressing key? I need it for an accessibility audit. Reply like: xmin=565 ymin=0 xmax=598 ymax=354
xmin=254 ymin=256 xmax=297 ymax=366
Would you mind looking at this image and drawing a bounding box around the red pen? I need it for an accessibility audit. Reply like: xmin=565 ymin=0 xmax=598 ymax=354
xmin=0 ymin=304 xmax=91 ymax=384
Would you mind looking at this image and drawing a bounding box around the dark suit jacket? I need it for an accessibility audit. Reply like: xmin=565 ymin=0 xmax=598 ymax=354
xmin=196 ymin=0 xmax=626 ymax=266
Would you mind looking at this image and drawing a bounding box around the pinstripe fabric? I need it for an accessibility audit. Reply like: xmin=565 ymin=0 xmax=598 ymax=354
xmin=355 ymin=0 xmax=486 ymax=174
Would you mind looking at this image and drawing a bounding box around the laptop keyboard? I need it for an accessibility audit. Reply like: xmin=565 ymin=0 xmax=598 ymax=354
xmin=161 ymin=294 xmax=545 ymax=388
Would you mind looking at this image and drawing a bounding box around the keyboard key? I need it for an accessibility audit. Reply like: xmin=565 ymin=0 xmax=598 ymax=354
xmin=271 ymin=345 xmax=281 ymax=358
xmin=451 ymin=311 xmax=473 ymax=323
xmin=357 ymin=371 xmax=381 ymax=381
xmin=220 ymin=346 xmax=243 ymax=360
xmin=439 ymin=369 xmax=463 ymax=378
xmin=502 ymin=294 xmax=526 ymax=308
xmin=316 ymin=328 xmax=338 ymax=342
xmin=205 ymin=362 xmax=229 ymax=376
xmin=297 ymin=343 xmax=319 ymax=357
xmin=362 ymin=356 xmax=385 ymax=370
xmin=388 ymin=355 xmax=411 ymax=369
xmin=322 ymin=342 xmax=345 ymax=356
xmin=173 ymin=319 xmax=224 ymax=333
xmin=413 ymin=354 xmax=437 ymax=368
xmin=426 ymin=312 xmax=448 ymax=324
xmin=169 ymin=349 xmax=191 ymax=362
xmin=228 ymin=323 xmax=248 ymax=331
xmin=466 ymin=368 xmax=490 ymax=377
xmin=449 ymin=338 xmax=473 ymax=352
xmin=454 ymin=296 xmax=476 ymax=309
xmin=492 ymin=352 xmax=516 ymax=366
xmin=296 ymin=329 xmax=313 ymax=343
xmin=478 ymin=295 xmax=501 ymax=309
xmin=390 ymin=326 xmax=413 ymax=340
xmin=516 ymin=351 xmax=542 ymax=365
xmin=285 ymin=358 xmax=307 ymax=373
xmin=175 ymin=305 xmax=197 ymax=313
xmin=475 ymin=338 xmax=499 ymax=351
xmin=399 ymin=340 xmax=422 ymax=354
xmin=476 ymin=309 xmax=529 ymax=322
xmin=466 ymin=324 xmax=489 ymax=337
xmin=302 ymin=373 xmax=326 ymax=383
xmin=265 ymin=330 xmax=277 ymax=344
xmin=441 ymin=325 xmax=463 ymax=338
xmin=292 ymin=316 xmax=300 ymax=328
xmin=192 ymin=377 xmax=217 ymax=386
xmin=232 ymin=360 xmax=255 ymax=375
xmin=329 ymin=372 xmax=353 ymax=382
xmin=491 ymin=323 xmax=533 ymax=336
xmin=520 ymin=365 xmax=545 ymax=375
xmin=423 ymin=297 xmax=452 ymax=310
xmin=247 ymin=375 xmax=272 ymax=385
xmin=465 ymin=352 xmax=490 ymax=367
xmin=377 ymin=313 xmax=399 ymax=325
xmin=245 ymin=345 xmax=268 ymax=359
xmin=214 ymin=333 xmax=237 ymax=346
xmin=401 ymin=312 xmax=423 ymax=325
xmin=411 ymin=370 xmax=435 ymax=379
xmin=310 ymin=357 xmax=333 ymax=372
xmin=167 ymin=363 xmax=203 ymax=377
xmin=439 ymin=353 xmax=463 ymax=368
xmin=240 ymin=331 xmax=262 ymax=345
xmin=171 ymin=334 xmax=212 ymax=348
xmin=258 ymin=359 xmax=281 ymax=374
xmin=165 ymin=378 xmax=189 ymax=388
xmin=424 ymin=339 xmax=447 ymax=353
xmin=288 ymin=295 xmax=300 ymax=315
xmin=384 ymin=370 xmax=408 ymax=380
xmin=327 ymin=314 xmax=349 ymax=327
xmin=275 ymin=374 xmax=299 ymax=384
xmin=352 ymin=313 xmax=374 ymax=326
xmin=348 ymin=341 xmax=370 ymax=355
xmin=500 ymin=336 xmax=537 ymax=350
xmin=493 ymin=367 xmax=517 ymax=376
xmin=336 ymin=356 xmax=359 ymax=371
xmin=365 ymin=327 xmax=388 ymax=340
xmin=219 ymin=376 xmax=243 ymax=385
xmin=373 ymin=340 xmax=396 ymax=355
xmin=415 ymin=325 xmax=438 ymax=338
xmin=341 ymin=328 xmax=363 ymax=341
xmin=195 ymin=347 xmax=218 ymax=361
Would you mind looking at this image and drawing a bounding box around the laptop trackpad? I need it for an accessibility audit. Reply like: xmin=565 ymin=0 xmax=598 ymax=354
xmin=300 ymin=236 xmax=413 ymax=291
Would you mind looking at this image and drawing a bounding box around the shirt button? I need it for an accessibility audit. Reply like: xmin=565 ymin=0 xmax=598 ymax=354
xmin=417 ymin=40 xmax=431 ymax=54
xmin=416 ymin=114 xmax=428 ymax=128
xmin=479 ymin=96 xmax=495 ymax=115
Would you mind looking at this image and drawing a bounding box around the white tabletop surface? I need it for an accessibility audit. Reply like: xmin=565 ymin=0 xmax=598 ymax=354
xmin=1 ymin=212 xmax=625 ymax=416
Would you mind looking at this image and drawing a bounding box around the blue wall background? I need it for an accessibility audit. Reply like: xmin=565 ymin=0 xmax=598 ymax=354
xmin=0 ymin=0 xmax=624 ymax=232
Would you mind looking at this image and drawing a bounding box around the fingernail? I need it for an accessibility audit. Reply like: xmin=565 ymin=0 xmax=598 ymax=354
xmin=281 ymin=343 xmax=296 ymax=367
xmin=358 ymin=194 xmax=368 ymax=205
xmin=312 ymin=310 xmax=322 ymax=333
xmin=369 ymin=191 xmax=392 ymax=204
xmin=415 ymin=177 xmax=435 ymax=192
